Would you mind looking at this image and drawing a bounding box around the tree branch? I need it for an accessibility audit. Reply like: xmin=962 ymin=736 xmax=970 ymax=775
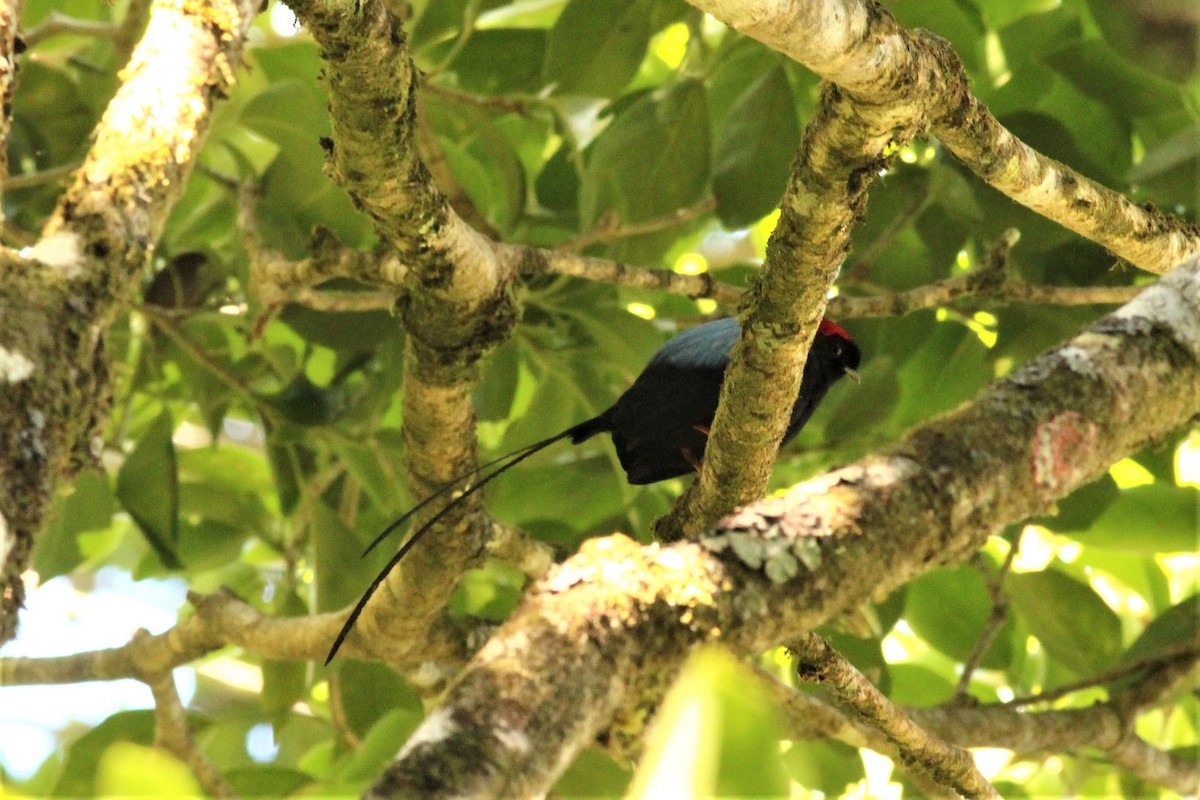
xmin=145 ymin=664 xmax=235 ymax=798
xmin=368 ymin=259 xmax=1199 ymax=798
xmin=556 ymin=199 xmax=717 ymax=253
xmin=0 ymin=0 xmax=259 ymax=644
xmin=280 ymin=0 xmax=519 ymax=667
xmin=789 ymin=632 xmax=999 ymax=799
xmin=686 ymin=0 xmax=1200 ymax=275
xmin=654 ymin=79 xmax=926 ymax=542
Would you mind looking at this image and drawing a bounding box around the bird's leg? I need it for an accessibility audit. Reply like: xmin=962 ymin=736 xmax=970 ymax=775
xmin=682 ymin=447 xmax=704 ymax=475
xmin=692 ymin=424 xmax=710 ymax=435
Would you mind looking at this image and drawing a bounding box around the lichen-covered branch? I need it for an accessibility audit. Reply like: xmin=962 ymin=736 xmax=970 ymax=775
xmin=790 ymin=632 xmax=999 ymax=799
xmin=282 ymin=0 xmax=518 ymax=666
xmin=654 ymin=77 xmax=934 ymax=541
xmin=910 ymin=652 xmax=1200 ymax=795
xmin=0 ymin=0 xmax=258 ymax=644
xmin=685 ymin=0 xmax=1200 ymax=275
xmin=368 ymin=260 xmax=1200 ymax=797
xmin=0 ymin=587 xmax=484 ymax=685
xmin=763 ymin=644 xmax=1199 ymax=795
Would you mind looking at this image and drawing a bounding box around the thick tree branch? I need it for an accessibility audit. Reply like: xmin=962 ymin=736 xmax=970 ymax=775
xmin=369 ymin=260 xmax=1199 ymax=797
xmin=686 ymin=0 xmax=1200 ymax=275
xmin=654 ymin=76 xmax=933 ymax=541
xmin=0 ymin=0 xmax=258 ymax=644
xmin=276 ymin=0 xmax=520 ymax=667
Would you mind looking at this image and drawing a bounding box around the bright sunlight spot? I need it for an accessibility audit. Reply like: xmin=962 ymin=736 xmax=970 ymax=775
xmin=268 ymin=3 xmax=301 ymax=37
xmin=652 ymin=23 xmax=690 ymax=68
xmin=673 ymin=252 xmax=708 ymax=275
xmin=984 ymin=31 xmax=1011 ymax=88
xmin=750 ymin=209 xmax=781 ymax=259
xmin=1109 ymin=458 xmax=1156 ymax=488
xmin=695 ymin=298 xmax=717 ymax=314
xmin=1176 ymin=432 xmax=1200 ymax=487
xmin=626 ymin=302 xmax=656 ymax=320
xmin=246 ymin=723 xmax=281 ymax=763
xmin=972 ymin=748 xmax=1014 ymax=780
xmin=1012 ymin=525 xmax=1056 ymax=571
xmin=860 ymin=750 xmax=902 ymax=800
xmin=197 ymin=656 xmax=264 ymax=693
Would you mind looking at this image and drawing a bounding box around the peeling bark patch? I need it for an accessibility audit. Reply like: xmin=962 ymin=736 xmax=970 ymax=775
xmin=1032 ymin=412 xmax=1098 ymax=491
xmin=396 ymin=707 xmax=458 ymax=761
xmin=27 ymin=231 xmax=86 ymax=280
xmin=0 ymin=347 xmax=34 ymax=383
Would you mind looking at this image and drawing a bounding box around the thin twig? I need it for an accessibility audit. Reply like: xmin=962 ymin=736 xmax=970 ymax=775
xmin=954 ymin=533 xmax=1021 ymax=698
xmin=22 ymin=13 xmax=118 ymax=47
xmin=844 ymin=187 xmax=930 ymax=281
xmin=557 ymin=198 xmax=717 ymax=252
xmin=146 ymin=663 xmax=235 ymax=798
xmin=790 ymin=631 xmax=1001 ymax=800
xmin=1 ymin=161 xmax=81 ymax=190
xmin=1002 ymin=639 xmax=1200 ymax=709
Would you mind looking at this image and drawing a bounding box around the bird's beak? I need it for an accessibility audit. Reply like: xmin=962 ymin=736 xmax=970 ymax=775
xmin=844 ymin=367 xmax=861 ymax=383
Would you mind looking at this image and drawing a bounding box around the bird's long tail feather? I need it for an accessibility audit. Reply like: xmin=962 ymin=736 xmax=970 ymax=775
xmin=326 ymin=416 xmax=605 ymax=664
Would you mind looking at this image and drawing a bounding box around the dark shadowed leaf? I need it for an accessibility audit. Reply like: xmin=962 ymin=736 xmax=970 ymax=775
xmin=1009 ymin=569 xmax=1123 ymax=675
xmin=116 ymin=412 xmax=180 ymax=569
xmin=545 ymin=0 xmax=655 ymax=97
xmin=712 ymin=65 xmax=799 ymax=228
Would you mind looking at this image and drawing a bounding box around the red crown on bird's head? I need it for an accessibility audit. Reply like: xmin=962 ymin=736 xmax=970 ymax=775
xmin=818 ymin=318 xmax=853 ymax=341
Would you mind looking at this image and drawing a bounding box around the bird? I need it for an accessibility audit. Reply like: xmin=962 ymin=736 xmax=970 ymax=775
xmin=326 ymin=316 xmax=860 ymax=662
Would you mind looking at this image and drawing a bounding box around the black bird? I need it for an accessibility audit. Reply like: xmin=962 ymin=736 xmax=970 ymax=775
xmin=326 ymin=317 xmax=860 ymax=662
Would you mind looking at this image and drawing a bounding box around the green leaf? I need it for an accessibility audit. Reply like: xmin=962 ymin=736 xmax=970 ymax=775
xmin=712 ymin=65 xmax=799 ymax=228
xmin=1122 ymin=595 xmax=1200 ymax=666
xmin=545 ymin=0 xmax=655 ymax=97
xmin=1082 ymin=485 xmax=1199 ymax=553
xmin=52 ymin=710 xmax=157 ymax=796
xmin=337 ymin=709 xmax=425 ymax=782
xmin=262 ymin=589 xmax=310 ymax=722
xmin=892 ymin=321 xmax=992 ymax=430
xmin=553 ymin=748 xmax=634 ymax=797
xmin=997 ymin=7 xmax=1083 ymax=73
xmin=1044 ymin=39 xmax=1186 ymax=118
xmin=332 ymin=434 xmax=410 ymax=514
xmin=313 ymin=500 xmax=369 ymax=613
xmin=441 ymin=29 xmax=547 ymax=94
xmin=630 ymin=648 xmax=789 ymax=798
xmin=1038 ymin=474 xmax=1120 ymax=532
xmin=36 ymin=469 xmax=116 ymax=579
xmin=116 ymin=412 xmax=181 ymax=569
xmin=904 ymin=566 xmax=1014 ymax=669
xmin=782 ymin=737 xmax=865 ymax=797
xmin=1009 ymin=569 xmax=1123 ymax=675
xmin=888 ymin=663 xmax=955 ymax=706
xmin=580 ymin=79 xmax=710 ymax=259
xmin=333 ymin=661 xmax=423 ymax=737
xmin=96 ymin=743 xmax=200 ymax=796
xmin=224 ymin=767 xmax=313 ymax=797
